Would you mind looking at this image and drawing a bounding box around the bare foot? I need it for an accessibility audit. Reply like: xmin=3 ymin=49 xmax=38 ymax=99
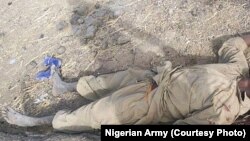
xmin=51 ymin=66 xmax=77 ymax=96
xmin=2 ymin=107 xmax=36 ymax=127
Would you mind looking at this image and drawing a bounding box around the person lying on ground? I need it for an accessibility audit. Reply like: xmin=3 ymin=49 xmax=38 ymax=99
xmin=2 ymin=34 xmax=250 ymax=132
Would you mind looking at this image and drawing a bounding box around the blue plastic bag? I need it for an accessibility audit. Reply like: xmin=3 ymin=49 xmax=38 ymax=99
xmin=36 ymin=56 xmax=61 ymax=81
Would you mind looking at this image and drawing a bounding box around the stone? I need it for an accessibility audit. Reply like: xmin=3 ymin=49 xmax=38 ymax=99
xmin=80 ymin=38 xmax=87 ymax=45
xmin=26 ymin=60 xmax=37 ymax=70
xmin=39 ymin=34 xmax=44 ymax=39
xmin=0 ymin=32 xmax=5 ymax=38
xmin=73 ymin=7 xmax=86 ymax=16
xmin=56 ymin=20 xmax=68 ymax=31
xmin=70 ymin=14 xmax=81 ymax=25
xmin=95 ymin=2 xmax=101 ymax=9
xmin=57 ymin=46 xmax=66 ymax=55
xmin=77 ymin=18 xmax=84 ymax=24
xmin=93 ymin=9 xmax=107 ymax=18
xmin=190 ymin=8 xmax=199 ymax=17
xmin=84 ymin=16 xmax=97 ymax=26
xmin=23 ymin=75 xmax=30 ymax=81
xmin=101 ymin=41 xmax=108 ymax=49
xmin=9 ymin=59 xmax=16 ymax=65
xmin=72 ymin=26 xmax=83 ymax=36
xmin=117 ymin=36 xmax=130 ymax=45
xmin=84 ymin=25 xmax=98 ymax=39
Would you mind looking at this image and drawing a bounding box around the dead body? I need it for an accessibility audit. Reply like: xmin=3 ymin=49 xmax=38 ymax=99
xmin=2 ymin=35 xmax=250 ymax=132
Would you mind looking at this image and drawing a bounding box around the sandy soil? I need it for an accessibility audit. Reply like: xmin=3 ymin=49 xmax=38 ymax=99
xmin=0 ymin=0 xmax=250 ymax=140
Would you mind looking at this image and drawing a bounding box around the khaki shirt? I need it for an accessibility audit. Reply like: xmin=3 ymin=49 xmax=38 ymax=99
xmin=153 ymin=37 xmax=250 ymax=124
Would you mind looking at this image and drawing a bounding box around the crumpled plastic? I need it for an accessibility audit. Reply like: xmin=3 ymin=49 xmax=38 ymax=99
xmin=36 ymin=56 xmax=61 ymax=81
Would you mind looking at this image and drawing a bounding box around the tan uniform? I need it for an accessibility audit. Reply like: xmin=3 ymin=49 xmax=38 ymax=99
xmin=52 ymin=37 xmax=250 ymax=132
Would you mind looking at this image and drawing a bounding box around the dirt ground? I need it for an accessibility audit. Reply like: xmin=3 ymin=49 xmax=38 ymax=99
xmin=0 ymin=0 xmax=250 ymax=140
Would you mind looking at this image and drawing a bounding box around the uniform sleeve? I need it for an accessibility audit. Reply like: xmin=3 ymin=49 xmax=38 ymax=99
xmin=218 ymin=37 xmax=248 ymax=63
xmin=217 ymin=37 xmax=249 ymax=76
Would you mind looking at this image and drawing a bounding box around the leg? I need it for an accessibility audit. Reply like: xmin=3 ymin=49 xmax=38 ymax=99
xmin=2 ymin=107 xmax=54 ymax=127
xmin=52 ymin=83 xmax=150 ymax=132
xmin=76 ymin=68 xmax=155 ymax=101
xmin=51 ymin=67 xmax=77 ymax=96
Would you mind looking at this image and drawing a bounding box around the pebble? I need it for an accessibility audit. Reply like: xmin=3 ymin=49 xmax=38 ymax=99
xmin=0 ymin=32 xmax=5 ymax=38
xmin=77 ymin=18 xmax=84 ymax=24
xmin=56 ymin=20 xmax=68 ymax=31
xmin=70 ymin=14 xmax=81 ymax=25
xmin=84 ymin=16 xmax=97 ymax=26
xmin=218 ymin=4 xmax=223 ymax=10
xmin=101 ymin=41 xmax=108 ymax=49
xmin=190 ymin=8 xmax=199 ymax=17
xmin=72 ymin=26 xmax=83 ymax=36
xmin=80 ymin=38 xmax=87 ymax=45
xmin=84 ymin=25 xmax=98 ymax=39
xmin=95 ymin=2 xmax=101 ymax=9
xmin=26 ymin=60 xmax=37 ymax=70
xmin=22 ymin=46 xmax=27 ymax=51
xmin=117 ymin=36 xmax=130 ymax=45
xmin=73 ymin=7 xmax=86 ymax=16
xmin=93 ymin=9 xmax=107 ymax=18
xmin=0 ymin=44 xmax=3 ymax=50
xmin=9 ymin=59 xmax=16 ymax=64
xmin=57 ymin=46 xmax=66 ymax=55
xmin=23 ymin=75 xmax=30 ymax=81
xmin=39 ymin=34 xmax=44 ymax=39
xmin=8 ymin=2 xmax=12 ymax=6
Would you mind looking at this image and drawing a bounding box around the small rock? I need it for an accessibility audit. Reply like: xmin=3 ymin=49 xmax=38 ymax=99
xmin=73 ymin=7 xmax=86 ymax=16
xmin=101 ymin=41 xmax=108 ymax=49
xmin=190 ymin=8 xmax=199 ymax=17
xmin=169 ymin=9 xmax=174 ymax=15
xmin=93 ymin=9 xmax=107 ymax=18
xmin=22 ymin=46 xmax=27 ymax=51
xmin=70 ymin=14 xmax=81 ymax=25
xmin=117 ymin=36 xmax=130 ymax=45
xmin=26 ymin=60 xmax=37 ymax=70
xmin=72 ymin=26 xmax=83 ymax=36
xmin=8 ymin=2 xmax=12 ymax=6
xmin=9 ymin=59 xmax=16 ymax=64
xmin=56 ymin=20 xmax=68 ymax=31
xmin=77 ymin=18 xmax=84 ymax=24
xmin=108 ymin=12 xmax=116 ymax=19
xmin=46 ymin=89 xmax=52 ymax=94
xmin=43 ymin=7 xmax=49 ymax=12
xmin=0 ymin=32 xmax=5 ymax=38
xmin=114 ymin=10 xmax=123 ymax=17
xmin=95 ymin=2 xmax=101 ymax=9
xmin=23 ymin=75 xmax=30 ymax=81
xmin=0 ymin=44 xmax=3 ymax=50
xmin=13 ymin=96 xmax=17 ymax=100
xmin=84 ymin=25 xmax=98 ymax=39
xmin=8 ymin=83 xmax=14 ymax=90
xmin=57 ymin=46 xmax=66 ymax=55
xmin=84 ymin=16 xmax=97 ymax=26
xmin=218 ymin=4 xmax=223 ymax=10
xmin=80 ymin=38 xmax=87 ymax=45
xmin=39 ymin=34 xmax=44 ymax=39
